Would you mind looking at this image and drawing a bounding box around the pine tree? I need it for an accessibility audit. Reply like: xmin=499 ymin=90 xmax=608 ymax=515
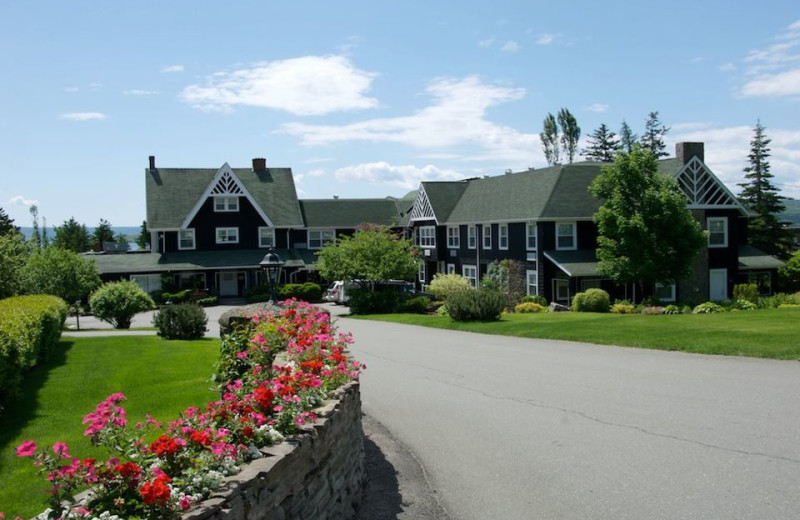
xmin=737 ymin=120 xmax=793 ymax=258
xmin=137 ymin=220 xmax=149 ymax=250
xmin=29 ymin=205 xmax=42 ymax=249
xmin=92 ymin=219 xmax=115 ymax=251
xmin=41 ymin=217 xmax=50 ymax=248
xmin=581 ymin=124 xmax=620 ymax=162
xmin=640 ymin=111 xmax=670 ymax=157
xmin=0 ymin=207 xmax=18 ymax=236
xmin=540 ymin=113 xmax=560 ymax=166
xmin=557 ymin=108 xmax=581 ymax=164
xmin=53 ymin=217 xmax=91 ymax=253
xmin=620 ymin=120 xmax=637 ymax=153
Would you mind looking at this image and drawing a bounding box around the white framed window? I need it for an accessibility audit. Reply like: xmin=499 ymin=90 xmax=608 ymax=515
xmin=130 ymin=274 xmax=161 ymax=293
xmin=707 ymin=217 xmax=728 ymax=248
xmin=176 ymin=272 xmax=207 ymax=290
xmin=419 ymin=226 xmax=436 ymax=248
xmin=483 ymin=225 xmax=492 ymax=249
xmin=499 ymin=224 xmax=509 ymax=250
xmin=258 ymin=227 xmax=275 ymax=248
xmin=654 ymin=281 xmax=676 ymax=302
xmin=447 ymin=226 xmax=460 ymax=248
xmin=526 ymin=223 xmax=537 ymax=251
xmin=462 ymin=265 xmax=478 ymax=288
xmin=308 ymin=229 xmax=335 ymax=249
xmin=553 ymin=279 xmax=570 ymax=302
xmin=526 ymin=270 xmax=538 ymax=296
xmin=468 ymin=225 xmax=477 ymax=249
xmin=447 ymin=263 xmax=456 ymax=275
xmin=178 ymin=228 xmax=195 ymax=250
xmin=418 ymin=262 xmax=426 ymax=283
xmin=216 ymin=227 xmax=239 ymax=244
xmin=214 ymin=196 xmax=239 ymax=212
xmin=556 ymin=222 xmax=577 ymax=250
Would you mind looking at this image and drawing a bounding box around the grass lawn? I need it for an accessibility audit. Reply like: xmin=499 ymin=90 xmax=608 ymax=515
xmin=0 ymin=336 xmax=220 ymax=518
xmin=354 ymin=308 xmax=800 ymax=360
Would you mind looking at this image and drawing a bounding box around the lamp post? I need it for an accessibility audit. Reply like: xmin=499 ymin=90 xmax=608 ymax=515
xmin=259 ymin=249 xmax=285 ymax=304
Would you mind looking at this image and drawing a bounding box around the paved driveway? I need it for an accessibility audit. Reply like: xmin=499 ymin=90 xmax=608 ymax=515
xmin=337 ymin=312 xmax=800 ymax=520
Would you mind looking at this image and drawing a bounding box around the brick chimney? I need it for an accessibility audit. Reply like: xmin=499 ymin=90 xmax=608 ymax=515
xmin=252 ymin=158 xmax=267 ymax=170
xmin=148 ymin=155 xmax=156 ymax=170
xmin=676 ymin=142 xmax=704 ymax=167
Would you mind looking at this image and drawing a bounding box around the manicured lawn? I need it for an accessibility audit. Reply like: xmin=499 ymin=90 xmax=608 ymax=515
xmin=0 ymin=336 xmax=220 ymax=518
xmin=354 ymin=308 xmax=800 ymax=360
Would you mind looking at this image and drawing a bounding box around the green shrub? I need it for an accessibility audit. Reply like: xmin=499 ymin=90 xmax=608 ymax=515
xmin=515 ymin=302 xmax=546 ymax=313
xmin=278 ymin=282 xmax=323 ymax=302
xmin=349 ymin=287 xmax=403 ymax=315
xmin=247 ymin=293 xmax=272 ymax=303
xmin=446 ymin=289 xmax=505 ymax=322
xmin=520 ymin=294 xmax=548 ymax=306
xmin=153 ymin=303 xmax=208 ymax=340
xmin=19 ymin=247 xmax=101 ymax=303
xmin=733 ymin=299 xmax=757 ymax=311
xmin=162 ymin=289 xmax=192 ymax=304
xmin=693 ymin=302 xmax=724 ymax=314
xmin=90 ymin=281 xmax=156 ymax=329
xmin=663 ymin=304 xmax=682 ymax=315
xmin=215 ymin=320 xmax=258 ymax=386
xmin=428 ymin=273 xmax=471 ymax=301
xmin=611 ymin=303 xmax=635 ymax=314
xmin=641 ymin=306 xmax=664 ymax=315
xmin=571 ymin=288 xmax=611 ymax=313
xmin=759 ymin=292 xmax=800 ymax=309
xmin=196 ymin=295 xmax=219 ymax=307
xmin=0 ymin=295 xmax=67 ymax=414
xmin=435 ymin=304 xmax=449 ymax=316
xmin=401 ymin=296 xmax=431 ymax=314
xmin=733 ymin=283 xmax=759 ymax=304
xmin=778 ymin=303 xmax=800 ymax=309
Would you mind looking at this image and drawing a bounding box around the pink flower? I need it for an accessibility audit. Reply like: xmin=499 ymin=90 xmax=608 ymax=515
xmin=179 ymin=496 xmax=192 ymax=510
xmin=53 ymin=442 xmax=71 ymax=459
xmin=15 ymin=440 xmax=37 ymax=457
xmin=236 ymin=351 xmax=248 ymax=359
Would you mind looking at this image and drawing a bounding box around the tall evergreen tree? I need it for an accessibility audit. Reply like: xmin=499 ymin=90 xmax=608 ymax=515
xmin=41 ymin=217 xmax=50 ymax=248
xmin=620 ymin=120 xmax=637 ymax=153
xmin=53 ymin=217 xmax=92 ymax=253
xmin=581 ymin=124 xmax=620 ymax=162
xmin=29 ymin=205 xmax=42 ymax=249
xmin=92 ymin=219 xmax=115 ymax=251
xmin=737 ymin=120 xmax=793 ymax=258
xmin=640 ymin=111 xmax=670 ymax=157
xmin=137 ymin=220 xmax=149 ymax=250
xmin=540 ymin=113 xmax=560 ymax=166
xmin=557 ymin=108 xmax=581 ymax=164
xmin=0 ymin=207 xmax=18 ymax=236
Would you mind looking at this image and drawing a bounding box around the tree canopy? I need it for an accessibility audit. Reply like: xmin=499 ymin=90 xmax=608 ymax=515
xmin=582 ymin=124 xmax=620 ymax=162
xmin=19 ymin=247 xmax=101 ymax=303
xmin=640 ymin=111 xmax=670 ymax=158
xmin=619 ymin=120 xmax=637 ymax=153
xmin=53 ymin=217 xmax=91 ymax=253
xmin=0 ymin=207 xmax=18 ymax=236
xmin=316 ymin=226 xmax=419 ymax=289
xmin=0 ymin=231 xmax=29 ymax=298
xmin=539 ymin=113 xmax=560 ymax=166
xmin=137 ymin=220 xmax=149 ymax=250
xmin=590 ymin=146 xmax=706 ymax=294
xmin=92 ymin=219 xmax=115 ymax=250
xmin=557 ymin=108 xmax=581 ymax=164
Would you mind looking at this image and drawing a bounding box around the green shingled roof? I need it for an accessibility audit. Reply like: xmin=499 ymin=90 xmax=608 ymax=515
xmin=299 ymin=199 xmax=403 ymax=228
xmin=146 ymin=166 xmax=304 ymax=229
xmin=421 ymin=182 xmax=468 ymax=222
xmin=737 ymin=245 xmax=785 ymax=270
xmin=87 ymin=249 xmax=309 ymax=275
xmin=543 ymin=250 xmax=599 ymax=277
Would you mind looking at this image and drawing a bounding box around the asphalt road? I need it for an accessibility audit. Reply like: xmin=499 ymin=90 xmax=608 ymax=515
xmin=337 ymin=313 xmax=800 ymax=520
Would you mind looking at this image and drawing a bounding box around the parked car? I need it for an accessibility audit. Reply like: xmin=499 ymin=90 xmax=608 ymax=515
xmin=324 ymin=280 xmax=435 ymax=305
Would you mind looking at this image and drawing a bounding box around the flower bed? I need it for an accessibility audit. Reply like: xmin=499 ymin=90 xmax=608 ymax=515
xmin=5 ymin=300 xmax=363 ymax=520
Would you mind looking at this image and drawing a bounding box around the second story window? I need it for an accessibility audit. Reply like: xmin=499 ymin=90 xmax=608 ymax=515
xmin=216 ymin=227 xmax=239 ymax=244
xmin=707 ymin=217 xmax=728 ymax=248
xmin=178 ymin=229 xmax=195 ymax=250
xmin=419 ymin=226 xmax=436 ymax=248
xmin=557 ymin=222 xmax=577 ymax=250
xmin=468 ymin=225 xmax=477 ymax=249
xmin=447 ymin=226 xmax=460 ymax=248
xmin=214 ymin=196 xmax=239 ymax=212
xmin=483 ymin=225 xmax=492 ymax=249
xmin=499 ymin=224 xmax=509 ymax=250
xmin=526 ymin=223 xmax=537 ymax=250
xmin=259 ymin=227 xmax=275 ymax=248
xmin=308 ymin=229 xmax=335 ymax=249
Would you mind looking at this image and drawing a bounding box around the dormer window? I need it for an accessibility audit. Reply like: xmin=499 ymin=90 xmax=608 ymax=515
xmin=214 ymin=196 xmax=239 ymax=212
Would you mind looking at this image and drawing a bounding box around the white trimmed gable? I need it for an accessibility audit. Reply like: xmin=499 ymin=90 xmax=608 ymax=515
xmin=676 ymin=157 xmax=748 ymax=214
xmin=409 ymin=185 xmax=437 ymax=223
xmin=181 ymin=163 xmax=274 ymax=228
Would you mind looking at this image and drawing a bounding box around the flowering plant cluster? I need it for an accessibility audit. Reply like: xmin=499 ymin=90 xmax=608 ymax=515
xmin=9 ymin=300 xmax=362 ymax=520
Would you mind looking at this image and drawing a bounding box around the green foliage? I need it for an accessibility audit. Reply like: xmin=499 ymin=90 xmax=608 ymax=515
xmin=160 ymin=273 xmax=177 ymax=293
xmin=316 ymin=226 xmax=418 ymax=287
xmin=663 ymin=304 xmax=682 ymax=315
xmin=153 ymin=303 xmax=208 ymax=340
xmin=590 ymin=146 xmax=706 ymax=293
xmin=0 ymin=231 xmax=29 ymax=298
xmin=640 ymin=111 xmax=670 ymax=158
xmin=137 ymin=220 xmax=149 ymax=250
xmin=540 ymin=112 xmax=560 ymax=165
xmin=558 ymin=107 xmax=581 ymax=164
xmin=89 ymin=280 xmax=156 ymax=329
xmin=582 ymin=123 xmax=620 ymax=162
xmin=0 ymin=206 xmax=18 ymax=236
xmin=611 ymin=303 xmax=635 ymax=314
xmin=619 ymin=120 xmax=638 ymax=153
xmin=215 ymin=320 xmax=259 ymax=385
xmin=348 ymin=287 xmax=403 ymax=315
xmin=446 ymin=289 xmax=505 ymax=322
xmin=778 ymin=303 xmax=800 ymax=309
xmin=733 ymin=299 xmax=757 ymax=311
xmin=778 ymin=249 xmax=800 ymax=292
xmin=515 ymin=302 xmax=546 ymax=313
xmin=19 ymin=247 xmax=101 ymax=303
xmin=693 ymin=302 xmax=724 ymax=314
xmin=640 ymin=306 xmax=664 ymax=315
xmin=278 ymin=282 xmax=323 ymax=302
xmin=520 ymin=294 xmax=548 ymax=306
xmin=758 ymin=292 xmax=800 ymax=309
xmin=162 ymin=289 xmax=192 ymax=303
xmin=572 ymin=288 xmax=611 ymax=312
xmin=28 ymin=205 xmax=42 ymax=250
xmin=428 ymin=273 xmax=471 ymax=301
xmin=52 ymin=217 xmax=91 ymax=253
xmin=401 ymin=296 xmax=431 ymax=314
xmin=481 ymin=259 xmax=526 ymax=310
xmin=0 ymin=295 xmax=67 ymax=414
xmin=196 ymin=295 xmax=219 ymax=307
xmin=91 ymin=219 xmax=115 ymax=250
xmin=733 ymin=283 xmax=759 ymax=304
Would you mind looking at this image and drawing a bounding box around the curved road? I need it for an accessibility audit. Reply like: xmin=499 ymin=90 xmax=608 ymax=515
xmin=337 ymin=312 xmax=800 ymax=520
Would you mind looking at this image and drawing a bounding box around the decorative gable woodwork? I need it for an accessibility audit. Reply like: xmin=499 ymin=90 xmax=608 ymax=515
xmin=409 ymin=185 xmax=437 ymax=223
xmin=676 ymin=157 xmax=746 ymax=212
xmin=211 ymin=171 xmax=244 ymax=195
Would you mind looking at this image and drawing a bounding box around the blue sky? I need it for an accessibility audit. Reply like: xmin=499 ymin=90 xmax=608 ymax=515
xmin=1 ymin=1 xmax=799 ymax=226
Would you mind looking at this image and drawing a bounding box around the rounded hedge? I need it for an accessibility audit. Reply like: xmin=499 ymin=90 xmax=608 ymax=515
xmin=446 ymin=289 xmax=505 ymax=322
xmin=90 ymin=280 xmax=156 ymax=329
xmin=153 ymin=303 xmax=208 ymax=340
xmin=571 ymin=288 xmax=611 ymax=313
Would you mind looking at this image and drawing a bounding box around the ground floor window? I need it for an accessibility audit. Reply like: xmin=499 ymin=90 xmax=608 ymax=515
xmin=553 ymin=278 xmax=570 ymax=302
xmin=419 ymin=262 xmax=426 ymax=283
xmin=462 ymin=265 xmax=478 ymax=288
xmin=580 ymin=278 xmax=602 ymax=291
xmin=130 ymin=274 xmax=161 ymax=293
xmin=654 ymin=281 xmax=676 ymax=302
xmin=176 ymin=272 xmax=206 ymax=290
xmin=526 ymin=270 xmax=538 ymax=295
xmin=447 ymin=263 xmax=456 ymax=275
xmin=747 ymin=271 xmax=772 ymax=295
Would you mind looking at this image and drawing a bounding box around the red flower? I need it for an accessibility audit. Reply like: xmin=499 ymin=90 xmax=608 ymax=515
xmin=253 ymin=384 xmax=275 ymax=411
xmin=140 ymin=474 xmax=171 ymax=506
xmin=189 ymin=430 xmax=211 ymax=446
xmin=149 ymin=435 xmax=180 ymax=457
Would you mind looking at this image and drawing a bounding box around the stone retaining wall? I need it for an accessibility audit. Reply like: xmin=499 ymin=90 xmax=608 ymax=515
xmin=183 ymin=382 xmax=364 ymax=520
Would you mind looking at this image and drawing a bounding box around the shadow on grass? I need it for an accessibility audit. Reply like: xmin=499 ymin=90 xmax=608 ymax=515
xmin=0 ymin=339 xmax=74 ymax=468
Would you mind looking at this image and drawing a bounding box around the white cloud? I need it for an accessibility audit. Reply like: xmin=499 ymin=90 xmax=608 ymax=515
xmin=740 ymin=68 xmax=800 ymax=97
xmin=8 ymin=195 xmax=38 ymax=207
xmin=719 ymin=62 xmax=737 ymax=72
xmin=161 ymin=65 xmax=185 ymax=73
xmin=670 ymin=122 xmax=711 ymax=132
xmin=59 ymin=112 xmax=107 ymax=121
xmin=179 ymin=55 xmax=379 ymax=116
xmin=123 ymin=89 xmax=158 ymax=96
xmin=586 ymin=103 xmax=609 ymax=113
xmin=689 ymin=56 xmax=704 ymax=64
xmin=282 ymin=76 xmax=541 ymax=164
xmin=535 ymin=33 xmax=558 ymax=45
xmin=671 ymin=124 xmax=800 ymax=199
xmin=303 ymin=157 xmax=335 ymax=164
xmin=739 ymin=21 xmax=800 ymax=98
xmin=307 ymin=168 xmax=327 ymax=177
xmin=478 ymin=38 xmax=495 ymax=48
xmin=334 ymin=162 xmax=464 ymax=189
xmin=500 ymin=40 xmax=520 ymax=53
xmin=64 ymin=87 xmax=79 ymax=93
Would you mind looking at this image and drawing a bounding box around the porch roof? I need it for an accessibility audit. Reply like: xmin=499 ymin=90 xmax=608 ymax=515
xmin=737 ymin=245 xmax=785 ymax=270
xmin=543 ymin=249 xmax=599 ymax=277
xmin=85 ymin=249 xmax=311 ymax=275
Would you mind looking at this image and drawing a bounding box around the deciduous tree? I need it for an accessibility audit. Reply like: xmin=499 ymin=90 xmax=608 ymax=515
xmin=53 ymin=217 xmax=91 ymax=253
xmin=0 ymin=231 xmax=29 ymax=298
xmin=557 ymin=108 xmax=581 ymax=164
xmin=19 ymin=247 xmax=101 ymax=303
xmin=539 ymin=113 xmax=560 ymax=166
xmin=92 ymin=219 xmax=115 ymax=250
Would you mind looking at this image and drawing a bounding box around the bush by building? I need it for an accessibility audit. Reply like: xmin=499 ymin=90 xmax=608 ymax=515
xmin=153 ymin=303 xmax=208 ymax=340
xmin=571 ymin=288 xmax=611 ymax=313
xmin=446 ymin=289 xmax=505 ymax=322
xmin=732 ymin=283 xmax=759 ymax=304
xmin=693 ymin=302 xmax=724 ymax=314
xmin=428 ymin=273 xmax=472 ymax=302
xmin=400 ymin=296 xmax=431 ymax=314
xmin=278 ymin=283 xmax=323 ymax=302
xmin=520 ymin=294 xmax=548 ymax=306
xmin=515 ymin=302 xmax=546 ymax=313
xmin=89 ymin=281 xmax=156 ymax=329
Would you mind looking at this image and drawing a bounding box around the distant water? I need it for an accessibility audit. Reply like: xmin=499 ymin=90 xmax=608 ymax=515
xmin=18 ymin=226 xmax=143 ymax=251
